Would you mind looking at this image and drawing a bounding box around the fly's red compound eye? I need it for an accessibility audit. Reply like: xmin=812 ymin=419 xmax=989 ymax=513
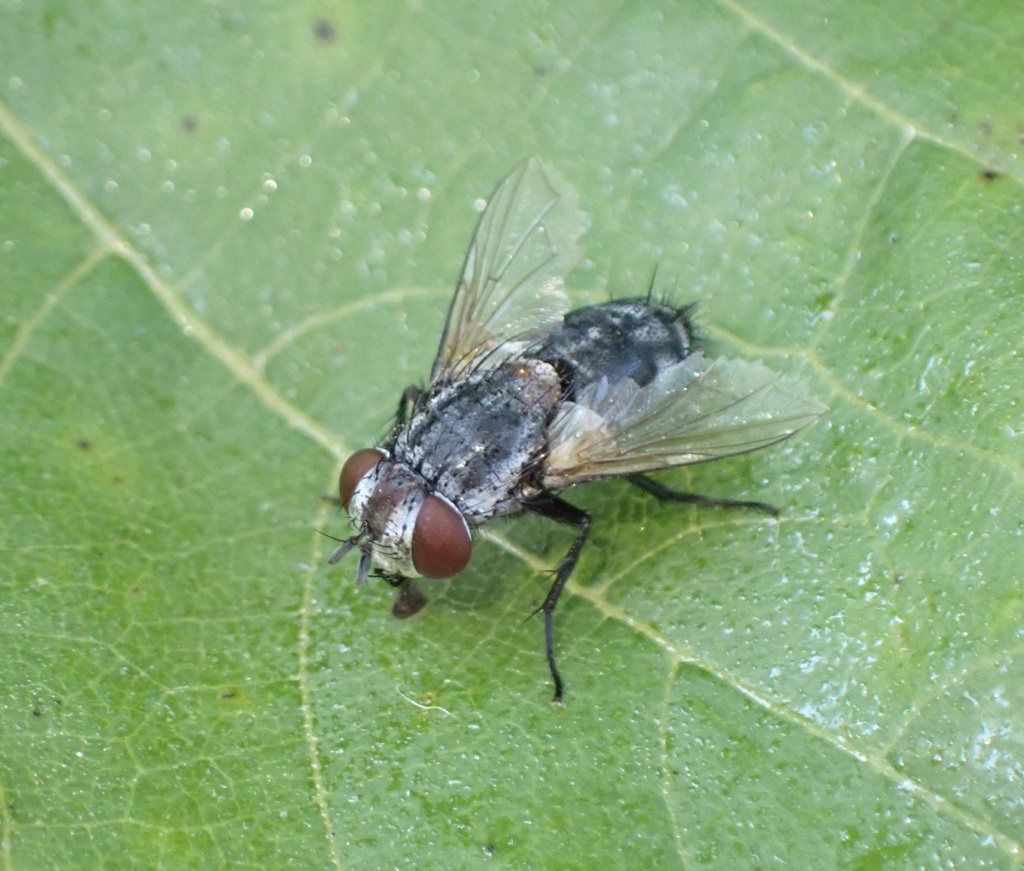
xmin=412 ymin=494 xmax=472 ymax=578
xmin=339 ymin=449 xmax=385 ymax=508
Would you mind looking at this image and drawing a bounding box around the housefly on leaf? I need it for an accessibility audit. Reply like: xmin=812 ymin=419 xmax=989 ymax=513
xmin=329 ymin=157 xmax=825 ymax=703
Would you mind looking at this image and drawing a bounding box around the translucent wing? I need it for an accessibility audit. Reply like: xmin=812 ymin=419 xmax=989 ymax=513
xmin=430 ymin=157 xmax=586 ymax=383
xmin=543 ymin=353 xmax=825 ymax=488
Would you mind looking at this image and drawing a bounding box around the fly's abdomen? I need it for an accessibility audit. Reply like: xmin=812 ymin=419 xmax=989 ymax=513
xmin=534 ymin=300 xmax=694 ymax=393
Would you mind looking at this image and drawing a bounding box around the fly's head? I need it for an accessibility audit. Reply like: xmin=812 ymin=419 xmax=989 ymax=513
xmin=328 ymin=448 xmax=472 ymax=586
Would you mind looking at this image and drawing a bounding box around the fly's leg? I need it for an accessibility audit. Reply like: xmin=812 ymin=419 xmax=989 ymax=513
xmin=384 ymin=385 xmax=422 ymax=444
xmin=387 ymin=577 xmax=429 ymax=619
xmin=627 ymin=473 xmax=779 ymax=517
xmin=397 ymin=385 xmax=422 ymax=424
xmin=524 ymin=495 xmax=591 ymax=705
xmin=387 ymin=385 xmax=423 ymax=442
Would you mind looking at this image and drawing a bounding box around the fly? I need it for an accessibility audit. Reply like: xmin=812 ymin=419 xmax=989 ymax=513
xmin=329 ymin=157 xmax=825 ymax=703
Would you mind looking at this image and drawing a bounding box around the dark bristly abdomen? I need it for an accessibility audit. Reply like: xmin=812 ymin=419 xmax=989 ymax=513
xmin=533 ymin=300 xmax=695 ymax=394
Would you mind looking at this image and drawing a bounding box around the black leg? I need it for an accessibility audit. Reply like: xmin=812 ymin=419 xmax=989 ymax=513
xmin=386 ymin=385 xmax=423 ymax=443
xmin=391 ymin=578 xmax=428 ymax=619
xmin=626 ymin=473 xmax=779 ymax=517
xmin=523 ymin=495 xmax=591 ymax=704
xmin=397 ymin=385 xmax=422 ymax=427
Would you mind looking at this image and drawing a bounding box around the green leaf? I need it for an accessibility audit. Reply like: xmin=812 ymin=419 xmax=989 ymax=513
xmin=2 ymin=0 xmax=1021 ymax=867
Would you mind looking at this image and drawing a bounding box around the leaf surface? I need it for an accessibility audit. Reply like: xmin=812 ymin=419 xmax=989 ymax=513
xmin=1 ymin=1 xmax=1021 ymax=867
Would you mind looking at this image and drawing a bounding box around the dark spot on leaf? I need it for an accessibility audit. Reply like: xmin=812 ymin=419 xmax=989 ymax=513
xmin=219 ymin=686 xmax=247 ymax=704
xmin=812 ymin=291 xmax=834 ymax=313
xmin=977 ymin=120 xmax=993 ymax=139
xmin=313 ymin=17 xmax=337 ymax=43
xmin=32 ymin=709 xmax=41 ymax=717
xmin=181 ymin=114 xmax=199 ymax=134
xmin=888 ymin=233 xmax=900 ymax=245
xmin=76 ymin=437 xmax=92 ymax=450
xmin=484 ymin=843 xmax=496 ymax=855
xmin=979 ymin=168 xmax=1001 ymax=182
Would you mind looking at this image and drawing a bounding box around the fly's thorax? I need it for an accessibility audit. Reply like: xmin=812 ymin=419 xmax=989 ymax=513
xmin=393 ymin=358 xmax=563 ymax=521
xmin=343 ymin=453 xmax=472 ymax=580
